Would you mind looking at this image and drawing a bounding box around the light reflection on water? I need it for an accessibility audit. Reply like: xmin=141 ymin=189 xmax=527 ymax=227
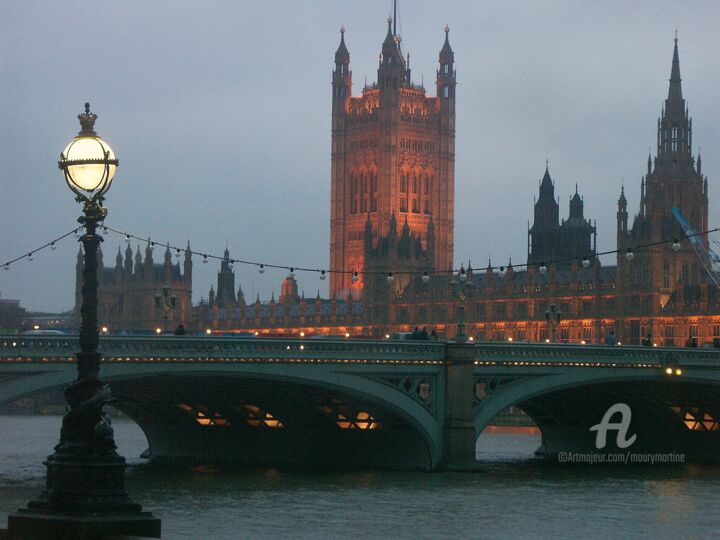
xmin=1 ymin=416 xmax=719 ymax=539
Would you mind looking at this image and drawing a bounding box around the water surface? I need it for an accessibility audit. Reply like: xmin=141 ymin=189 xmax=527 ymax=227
xmin=0 ymin=416 xmax=717 ymax=539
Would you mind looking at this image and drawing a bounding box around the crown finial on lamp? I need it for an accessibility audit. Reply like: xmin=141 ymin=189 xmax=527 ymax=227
xmin=78 ymin=101 xmax=97 ymax=136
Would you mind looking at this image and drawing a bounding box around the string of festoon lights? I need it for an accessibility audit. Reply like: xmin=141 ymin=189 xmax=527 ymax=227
xmin=3 ymin=223 xmax=720 ymax=283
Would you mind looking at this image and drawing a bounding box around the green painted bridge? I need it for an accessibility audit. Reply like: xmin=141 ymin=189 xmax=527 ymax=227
xmin=1 ymin=336 xmax=719 ymax=470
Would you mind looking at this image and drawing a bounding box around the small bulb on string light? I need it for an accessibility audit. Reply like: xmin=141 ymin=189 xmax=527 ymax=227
xmin=3 ymin=264 xmax=9 ymax=271
xmin=499 ymin=266 xmax=507 ymax=277
xmin=459 ymin=267 xmax=467 ymax=282
xmin=75 ymin=229 xmax=82 ymax=239
xmin=228 ymin=259 xmax=234 ymax=270
xmin=258 ymin=264 xmax=265 ymax=274
xmin=289 ymin=267 xmax=295 ymax=278
xmin=320 ymin=270 xmax=327 ymax=280
xmin=124 ymin=234 xmax=131 ymax=244
xmin=50 ymin=242 xmax=57 ymax=251
xmin=582 ymin=256 xmax=590 ymax=269
xmin=421 ymin=271 xmax=430 ymax=283
xmin=672 ymin=239 xmax=681 ymax=252
xmin=102 ymin=226 xmax=109 ymax=235
xmin=174 ymin=248 xmax=181 ymax=258
xmin=27 ymin=253 xmax=33 ymax=261
xmin=352 ymin=272 xmax=359 ymax=283
xmin=148 ymin=241 xmax=155 ymax=252
xmin=539 ymin=262 xmax=548 ymax=274
xmin=202 ymin=254 xmax=208 ymax=264
xmin=387 ymin=272 xmax=394 ymax=283
xmin=625 ymin=248 xmax=634 ymax=261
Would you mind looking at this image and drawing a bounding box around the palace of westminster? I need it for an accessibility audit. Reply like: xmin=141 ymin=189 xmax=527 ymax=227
xmin=79 ymin=17 xmax=719 ymax=347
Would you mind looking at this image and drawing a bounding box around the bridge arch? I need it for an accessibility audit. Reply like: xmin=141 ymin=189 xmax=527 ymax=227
xmin=95 ymin=363 xmax=441 ymax=470
xmin=474 ymin=370 xmax=720 ymax=461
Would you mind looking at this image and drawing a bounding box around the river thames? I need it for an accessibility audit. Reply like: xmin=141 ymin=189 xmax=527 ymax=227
xmin=1 ymin=416 xmax=719 ymax=539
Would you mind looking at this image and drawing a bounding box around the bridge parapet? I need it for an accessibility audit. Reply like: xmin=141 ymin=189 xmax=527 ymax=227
xmin=0 ymin=336 xmax=446 ymax=364
xmin=472 ymin=341 xmax=720 ymax=369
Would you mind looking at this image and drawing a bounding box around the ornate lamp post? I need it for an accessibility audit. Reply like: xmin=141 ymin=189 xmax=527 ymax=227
xmin=155 ymin=283 xmax=177 ymax=333
xmin=545 ymin=302 xmax=562 ymax=343
xmin=8 ymin=104 xmax=160 ymax=538
xmin=450 ymin=266 xmax=475 ymax=344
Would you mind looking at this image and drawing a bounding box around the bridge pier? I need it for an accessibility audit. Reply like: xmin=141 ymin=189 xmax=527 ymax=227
xmin=440 ymin=344 xmax=478 ymax=470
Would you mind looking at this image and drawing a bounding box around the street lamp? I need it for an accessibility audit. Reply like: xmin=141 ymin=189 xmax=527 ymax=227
xmin=545 ymin=302 xmax=562 ymax=343
xmin=8 ymin=104 xmax=159 ymax=538
xmin=155 ymin=282 xmax=177 ymax=333
xmin=450 ymin=265 xmax=475 ymax=344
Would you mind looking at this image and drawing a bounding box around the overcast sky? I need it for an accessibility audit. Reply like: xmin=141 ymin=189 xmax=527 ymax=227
xmin=1 ymin=1 xmax=719 ymax=313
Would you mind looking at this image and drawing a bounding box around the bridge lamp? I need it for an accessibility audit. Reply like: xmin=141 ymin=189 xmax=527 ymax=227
xmin=7 ymin=105 xmax=159 ymax=537
xmin=102 ymin=326 xmax=109 ymax=334
xmin=155 ymin=328 xmax=162 ymax=335
xmin=33 ymin=324 xmax=40 ymax=330
xmin=665 ymin=367 xmax=674 ymax=375
xmin=206 ymin=328 xmax=213 ymax=335
xmin=675 ymin=368 xmax=683 ymax=376
xmin=345 ymin=332 xmax=351 ymax=338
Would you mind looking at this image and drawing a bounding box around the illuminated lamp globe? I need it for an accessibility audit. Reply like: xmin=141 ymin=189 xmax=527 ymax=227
xmin=59 ymin=103 xmax=118 ymax=201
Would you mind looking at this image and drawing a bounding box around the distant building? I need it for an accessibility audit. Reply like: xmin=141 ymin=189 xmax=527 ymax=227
xmin=0 ymin=295 xmax=25 ymax=331
xmin=329 ymin=19 xmax=455 ymax=298
xmin=198 ymin=35 xmax=719 ymax=347
xmin=76 ymin=242 xmax=193 ymax=332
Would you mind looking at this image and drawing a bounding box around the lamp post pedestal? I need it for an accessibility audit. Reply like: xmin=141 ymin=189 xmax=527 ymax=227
xmin=6 ymin=106 xmax=159 ymax=539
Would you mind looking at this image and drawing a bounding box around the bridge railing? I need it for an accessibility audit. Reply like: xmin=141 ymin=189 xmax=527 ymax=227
xmin=1 ymin=336 xmax=717 ymax=368
xmin=472 ymin=341 xmax=720 ymax=369
xmin=0 ymin=336 xmax=446 ymax=364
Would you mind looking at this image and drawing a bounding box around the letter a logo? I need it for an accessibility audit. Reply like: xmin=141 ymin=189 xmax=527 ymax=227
xmin=589 ymin=403 xmax=637 ymax=449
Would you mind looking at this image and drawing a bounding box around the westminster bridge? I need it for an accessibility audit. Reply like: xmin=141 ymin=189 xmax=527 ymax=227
xmin=1 ymin=336 xmax=719 ymax=470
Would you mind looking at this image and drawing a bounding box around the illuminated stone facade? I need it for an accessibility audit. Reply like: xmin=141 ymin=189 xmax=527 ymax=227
xmin=329 ymin=20 xmax=456 ymax=298
xmin=198 ymin=37 xmax=719 ymax=348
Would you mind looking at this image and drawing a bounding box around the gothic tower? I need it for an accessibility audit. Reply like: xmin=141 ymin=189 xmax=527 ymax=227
xmin=329 ymin=13 xmax=456 ymax=298
xmin=618 ymin=37 xmax=709 ymax=308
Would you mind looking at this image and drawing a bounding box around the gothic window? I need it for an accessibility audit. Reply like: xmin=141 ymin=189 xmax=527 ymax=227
xmin=370 ymin=173 xmax=377 ymax=212
xmin=633 ymin=262 xmax=644 ymax=286
xmin=443 ymin=86 xmax=449 ymax=98
xmin=360 ymin=172 xmax=367 ymax=213
xmin=663 ymin=261 xmax=670 ymax=288
xmin=671 ymin=126 xmax=678 ymax=151
xmin=444 ymin=64 xmax=449 ymax=74
xmin=690 ymin=324 xmax=699 ymax=338
xmin=350 ymin=174 xmax=358 ymax=214
xmin=423 ymin=174 xmax=432 ymax=214
xmin=400 ymin=172 xmax=408 ymax=213
xmin=682 ymin=262 xmax=689 ymax=284
xmin=712 ymin=324 xmax=720 ymax=337
xmin=582 ymin=325 xmax=593 ymax=341
xmin=411 ymin=175 xmax=419 ymax=213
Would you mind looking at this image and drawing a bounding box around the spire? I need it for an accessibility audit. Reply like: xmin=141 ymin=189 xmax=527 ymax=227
xmin=440 ymin=24 xmax=453 ymax=61
xmin=668 ymin=33 xmax=682 ymax=103
xmin=335 ymin=25 xmax=350 ymax=66
xmin=393 ymin=0 xmax=397 ymax=37
xmin=569 ymin=186 xmax=583 ymax=220
xmin=539 ymin=163 xmax=554 ymax=198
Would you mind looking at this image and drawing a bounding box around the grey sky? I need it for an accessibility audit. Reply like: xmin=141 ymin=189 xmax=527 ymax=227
xmin=1 ymin=1 xmax=719 ymax=313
